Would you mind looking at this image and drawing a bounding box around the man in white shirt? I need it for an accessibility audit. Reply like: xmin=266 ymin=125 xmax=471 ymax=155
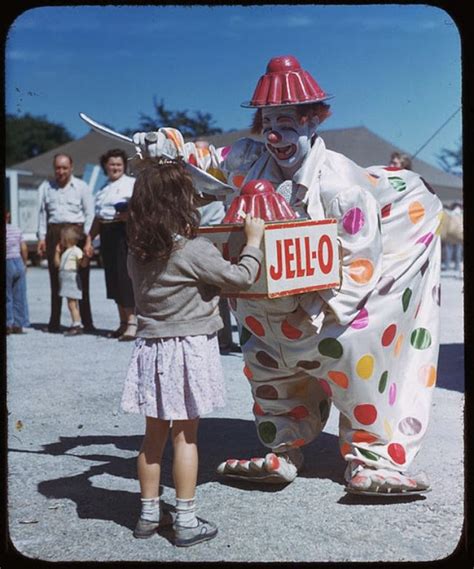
xmin=37 ymin=153 xmax=95 ymax=333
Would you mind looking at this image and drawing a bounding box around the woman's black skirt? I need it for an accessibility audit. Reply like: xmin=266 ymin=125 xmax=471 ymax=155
xmin=99 ymin=222 xmax=135 ymax=307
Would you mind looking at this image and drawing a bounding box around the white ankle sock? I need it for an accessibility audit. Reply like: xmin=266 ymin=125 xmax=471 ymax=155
xmin=140 ymin=497 xmax=160 ymax=522
xmin=175 ymin=497 xmax=198 ymax=528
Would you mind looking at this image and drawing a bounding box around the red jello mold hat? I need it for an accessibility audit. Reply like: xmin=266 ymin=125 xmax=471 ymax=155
xmin=223 ymin=179 xmax=297 ymax=224
xmin=241 ymin=55 xmax=332 ymax=108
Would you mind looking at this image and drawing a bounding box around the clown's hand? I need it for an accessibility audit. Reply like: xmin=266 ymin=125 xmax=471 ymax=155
xmin=132 ymin=131 xmax=178 ymax=159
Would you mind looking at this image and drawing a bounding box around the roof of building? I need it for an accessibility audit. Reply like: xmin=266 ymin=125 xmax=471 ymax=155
xmin=11 ymin=125 xmax=462 ymax=203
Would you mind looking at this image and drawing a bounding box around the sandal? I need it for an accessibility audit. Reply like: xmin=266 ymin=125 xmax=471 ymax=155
xmin=344 ymin=462 xmax=431 ymax=496
xmin=107 ymin=322 xmax=127 ymax=338
xmin=118 ymin=322 xmax=137 ymax=342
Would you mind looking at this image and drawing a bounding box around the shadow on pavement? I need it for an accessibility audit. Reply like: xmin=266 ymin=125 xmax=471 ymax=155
xmin=437 ymin=343 xmax=464 ymax=392
xmin=11 ymin=418 xmax=342 ymax=531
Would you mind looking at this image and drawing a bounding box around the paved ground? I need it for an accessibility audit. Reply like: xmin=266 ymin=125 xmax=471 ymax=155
xmin=5 ymin=266 xmax=466 ymax=563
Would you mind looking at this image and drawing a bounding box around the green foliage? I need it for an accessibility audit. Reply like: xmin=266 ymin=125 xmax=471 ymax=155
xmin=123 ymin=97 xmax=222 ymax=139
xmin=6 ymin=113 xmax=73 ymax=166
xmin=437 ymin=139 xmax=462 ymax=176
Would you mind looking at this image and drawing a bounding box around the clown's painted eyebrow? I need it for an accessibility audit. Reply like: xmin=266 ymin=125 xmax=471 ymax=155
xmin=262 ymin=115 xmax=296 ymax=124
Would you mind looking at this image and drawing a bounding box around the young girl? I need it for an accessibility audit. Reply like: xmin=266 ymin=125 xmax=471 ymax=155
xmin=54 ymin=225 xmax=89 ymax=336
xmin=121 ymin=157 xmax=264 ymax=547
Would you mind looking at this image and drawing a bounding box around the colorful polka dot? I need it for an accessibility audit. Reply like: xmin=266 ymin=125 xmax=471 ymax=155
xmin=408 ymin=201 xmax=425 ymax=224
xmin=221 ymin=145 xmax=232 ymax=159
xmin=388 ymin=383 xmax=397 ymax=406
xmin=243 ymin=365 xmax=253 ymax=380
xmin=381 ymin=203 xmax=392 ymax=218
xmin=240 ymin=326 xmax=252 ymax=346
xmin=384 ymin=419 xmax=394 ymax=439
xmin=318 ymin=378 xmax=332 ymax=398
xmin=245 ymin=316 xmax=265 ymax=337
xmin=388 ymin=176 xmax=407 ymax=192
xmin=348 ymin=259 xmax=374 ymax=284
xmin=351 ymin=308 xmax=369 ymax=330
xmin=255 ymin=385 xmax=278 ymax=399
xmin=342 ymin=207 xmax=365 ymax=235
xmin=253 ymin=402 xmax=265 ymax=416
xmin=289 ymin=381 xmax=310 ymax=399
xmin=358 ymin=448 xmax=380 ymax=461
xmin=376 ymin=275 xmax=395 ymax=295
xmin=258 ymin=421 xmax=277 ymax=444
xmin=356 ymin=293 xmax=370 ymax=310
xmin=378 ymin=371 xmax=389 ymax=393
xmin=410 ymin=328 xmax=432 ymax=350
xmin=353 ymin=430 xmax=378 ymax=444
xmin=416 ymin=232 xmax=434 ymax=247
xmin=288 ymin=405 xmax=310 ymax=420
xmin=387 ymin=442 xmax=406 ymax=465
xmin=297 ymin=360 xmax=321 ymax=370
xmin=256 ymin=351 xmax=279 ymax=369
xmin=328 ymin=370 xmax=349 ymax=389
xmin=394 ymin=334 xmax=404 ymax=357
xmin=291 ymin=438 xmax=306 ymax=448
xmin=418 ymin=364 xmax=437 ymax=387
xmin=398 ymin=417 xmax=422 ymax=436
xmin=381 ymin=324 xmax=397 ymax=347
xmin=402 ymin=288 xmax=412 ymax=312
xmin=281 ymin=319 xmax=302 ymax=340
xmin=232 ymin=174 xmax=245 ymax=188
xmin=318 ymin=338 xmax=343 ymax=359
xmin=354 ymin=404 xmax=377 ymax=425
xmin=340 ymin=442 xmax=352 ymax=458
xmin=356 ymin=355 xmax=375 ymax=380
xmin=420 ymin=259 xmax=429 ymax=276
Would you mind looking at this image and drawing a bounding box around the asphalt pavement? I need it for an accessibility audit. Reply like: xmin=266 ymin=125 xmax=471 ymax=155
xmin=5 ymin=265 xmax=466 ymax=564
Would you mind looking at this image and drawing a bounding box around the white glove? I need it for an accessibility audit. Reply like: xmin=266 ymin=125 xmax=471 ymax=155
xmin=132 ymin=131 xmax=178 ymax=159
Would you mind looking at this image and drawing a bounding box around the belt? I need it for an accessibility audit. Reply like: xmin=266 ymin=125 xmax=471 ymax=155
xmin=48 ymin=222 xmax=84 ymax=228
xmin=100 ymin=219 xmax=125 ymax=224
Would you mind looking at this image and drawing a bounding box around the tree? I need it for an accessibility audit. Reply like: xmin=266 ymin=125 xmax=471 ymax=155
xmin=437 ymin=139 xmax=462 ymax=176
xmin=6 ymin=113 xmax=73 ymax=166
xmin=123 ymin=97 xmax=222 ymax=139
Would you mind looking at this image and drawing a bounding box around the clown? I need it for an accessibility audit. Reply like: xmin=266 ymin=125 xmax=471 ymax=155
xmin=132 ymin=55 xmax=442 ymax=495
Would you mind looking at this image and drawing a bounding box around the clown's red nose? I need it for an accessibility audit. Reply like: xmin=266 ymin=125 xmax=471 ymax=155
xmin=267 ymin=131 xmax=281 ymax=144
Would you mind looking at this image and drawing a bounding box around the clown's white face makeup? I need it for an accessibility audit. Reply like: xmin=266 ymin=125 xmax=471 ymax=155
xmin=262 ymin=107 xmax=318 ymax=176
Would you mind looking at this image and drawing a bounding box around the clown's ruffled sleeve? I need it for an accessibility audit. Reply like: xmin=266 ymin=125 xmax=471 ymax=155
xmin=318 ymin=185 xmax=383 ymax=326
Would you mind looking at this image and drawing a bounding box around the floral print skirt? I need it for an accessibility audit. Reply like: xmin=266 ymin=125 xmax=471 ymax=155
xmin=120 ymin=333 xmax=226 ymax=420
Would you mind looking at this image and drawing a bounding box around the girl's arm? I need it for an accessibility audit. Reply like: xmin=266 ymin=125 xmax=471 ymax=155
xmin=84 ymin=216 xmax=101 ymax=258
xmin=53 ymin=244 xmax=62 ymax=269
xmin=190 ymin=215 xmax=265 ymax=291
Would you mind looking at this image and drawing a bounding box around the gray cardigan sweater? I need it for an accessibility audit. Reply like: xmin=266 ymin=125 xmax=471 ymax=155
xmin=127 ymin=236 xmax=263 ymax=338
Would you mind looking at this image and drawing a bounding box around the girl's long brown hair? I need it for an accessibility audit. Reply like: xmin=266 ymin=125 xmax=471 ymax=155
xmin=127 ymin=157 xmax=201 ymax=263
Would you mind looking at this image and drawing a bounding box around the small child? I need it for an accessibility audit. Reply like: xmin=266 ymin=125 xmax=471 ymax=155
xmin=121 ymin=157 xmax=264 ymax=547
xmin=6 ymin=211 xmax=30 ymax=333
xmin=54 ymin=226 xmax=89 ymax=336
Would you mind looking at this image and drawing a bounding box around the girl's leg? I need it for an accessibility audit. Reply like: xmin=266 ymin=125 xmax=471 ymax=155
xmin=171 ymin=418 xmax=218 ymax=545
xmin=134 ymin=417 xmax=170 ymax=538
xmin=137 ymin=416 xmax=170 ymax=498
xmin=67 ymin=298 xmax=81 ymax=326
xmin=171 ymin=418 xmax=199 ymax=500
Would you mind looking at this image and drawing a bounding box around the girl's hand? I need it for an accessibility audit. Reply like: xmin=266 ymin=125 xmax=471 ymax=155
xmin=55 ymin=243 xmax=62 ymax=254
xmin=244 ymin=214 xmax=265 ymax=249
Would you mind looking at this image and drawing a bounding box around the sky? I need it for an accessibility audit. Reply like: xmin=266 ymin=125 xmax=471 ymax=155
xmin=5 ymin=4 xmax=462 ymax=169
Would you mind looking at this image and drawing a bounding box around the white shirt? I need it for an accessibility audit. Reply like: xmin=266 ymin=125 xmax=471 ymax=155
xmin=94 ymin=174 xmax=135 ymax=220
xmin=37 ymin=176 xmax=94 ymax=240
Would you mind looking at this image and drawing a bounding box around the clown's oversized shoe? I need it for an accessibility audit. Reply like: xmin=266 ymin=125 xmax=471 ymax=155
xmin=344 ymin=462 xmax=431 ymax=496
xmin=216 ymin=448 xmax=303 ymax=484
